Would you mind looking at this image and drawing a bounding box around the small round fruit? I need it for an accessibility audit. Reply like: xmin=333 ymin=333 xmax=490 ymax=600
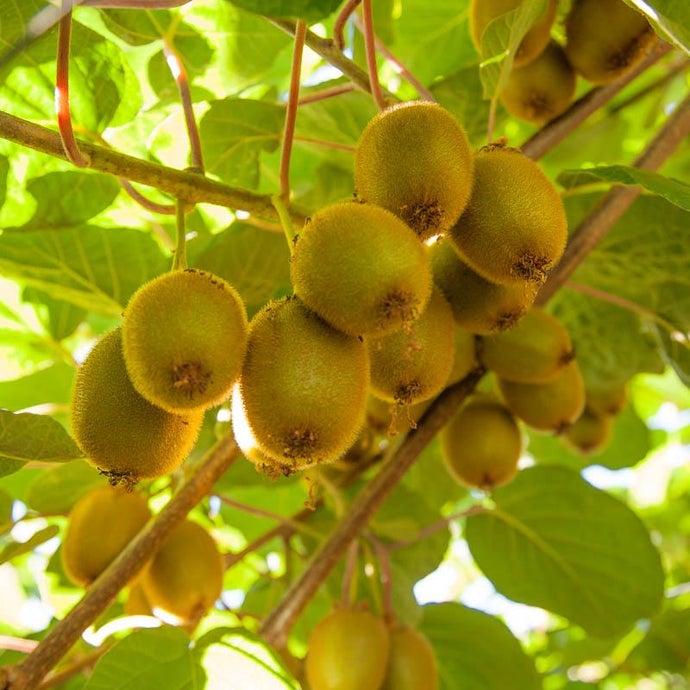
xmin=141 ymin=519 xmax=223 ymax=623
xmin=585 ymin=384 xmax=628 ymax=417
xmin=238 ymin=298 xmax=369 ymax=473
xmin=478 ymin=307 xmax=574 ymax=383
xmin=382 ymin=626 xmax=438 ymax=690
xmin=441 ymin=394 xmax=522 ymax=490
xmin=61 ymin=486 xmax=150 ymax=587
xmin=354 ymin=102 xmax=474 ymax=240
xmin=447 ymin=327 xmax=479 ymax=386
xmin=430 ymin=240 xmax=538 ymax=335
xmin=500 ymin=41 xmax=577 ymax=124
xmin=122 ymin=268 xmax=248 ymax=413
xmin=563 ymin=408 xmax=614 ymax=455
xmin=565 ymin=0 xmax=655 ymax=85
xmin=71 ymin=328 xmax=204 ymax=486
xmin=291 ymin=201 xmax=433 ymax=337
xmin=306 ymin=606 xmax=390 ymax=690
xmin=125 ymin=582 xmax=153 ymax=616
xmin=470 ymin=0 xmax=557 ymax=66
xmin=368 ymin=287 xmax=455 ymax=406
xmin=497 ymin=359 xmax=586 ymax=433
xmin=449 ymin=145 xmax=568 ymax=286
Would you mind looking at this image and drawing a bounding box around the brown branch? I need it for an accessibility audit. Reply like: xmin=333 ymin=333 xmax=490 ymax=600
xmin=536 ymin=93 xmax=690 ymax=305
xmin=36 ymin=644 xmax=111 ymax=690
xmin=521 ymin=40 xmax=672 ymax=160
xmin=3 ymin=436 xmax=240 ymax=690
xmin=259 ymin=367 xmax=485 ymax=648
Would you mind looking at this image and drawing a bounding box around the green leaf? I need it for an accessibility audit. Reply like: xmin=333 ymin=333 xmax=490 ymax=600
xmin=0 ymin=363 xmax=75 ymax=412
xmin=223 ymin=0 xmax=342 ymax=23
xmin=558 ymin=165 xmax=690 ymax=213
xmin=0 ymin=410 xmax=83 ymax=467
xmin=99 ymin=8 xmax=175 ymax=45
xmin=17 ymin=172 xmax=121 ymax=230
xmin=194 ymin=627 xmax=299 ymax=689
xmin=0 ymin=155 xmax=8 ymax=210
xmin=200 ymin=99 xmax=283 ymax=189
xmin=626 ymin=607 xmax=690 ymax=672
xmin=478 ymin=0 xmax=549 ymax=100
xmin=22 ymin=288 xmax=87 ymax=342
xmin=626 ymin=0 xmax=690 ymax=54
xmin=0 ymin=225 xmax=169 ymax=316
xmin=419 ymin=603 xmax=541 ymax=690
xmin=466 ymin=465 xmax=665 ymax=637
xmin=0 ymin=524 xmax=60 ymax=565
xmin=24 ymin=460 xmax=102 ymax=515
xmin=0 ymin=487 xmax=13 ymax=535
xmin=85 ymin=627 xmax=199 ymax=690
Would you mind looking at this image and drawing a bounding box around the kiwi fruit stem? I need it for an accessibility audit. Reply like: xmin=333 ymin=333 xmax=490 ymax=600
xmin=173 ymin=199 xmax=188 ymax=271
xmin=272 ymin=194 xmax=297 ymax=252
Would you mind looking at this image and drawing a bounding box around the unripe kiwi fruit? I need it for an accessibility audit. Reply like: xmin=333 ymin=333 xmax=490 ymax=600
xmin=585 ymin=384 xmax=628 ymax=417
xmin=447 ymin=326 xmax=479 ymax=386
xmin=382 ymin=625 xmax=438 ymax=690
xmin=478 ymin=307 xmax=575 ymax=383
xmin=71 ymin=328 xmax=204 ymax=486
xmin=238 ymin=298 xmax=369 ymax=473
xmin=500 ymin=41 xmax=577 ymax=124
xmin=562 ymin=408 xmax=614 ymax=455
xmin=368 ymin=287 xmax=455 ymax=407
xmin=497 ymin=359 xmax=586 ymax=433
xmin=122 ymin=268 xmax=248 ymax=413
xmin=61 ymin=486 xmax=150 ymax=587
xmin=565 ymin=0 xmax=655 ymax=85
xmin=430 ymin=240 xmax=538 ymax=335
xmin=140 ymin=519 xmax=223 ymax=623
xmin=441 ymin=394 xmax=522 ymax=490
xmin=291 ymin=201 xmax=433 ymax=337
xmin=449 ymin=145 xmax=568 ymax=286
xmin=470 ymin=0 xmax=557 ymax=67
xmin=354 ymin=102 xmax=474 ymax=241
xmin=306 ymin=606 xmax=390 ymax=690
xmin=125 ymin=582 xmax=153 ymax=616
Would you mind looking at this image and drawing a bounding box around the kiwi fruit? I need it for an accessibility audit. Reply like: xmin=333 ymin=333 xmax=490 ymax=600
xmin=497 ymin=359 xmax=586 ymax=433
xmin=500 ymin=41 xmax=577 ymax=124
xmin=565 ymin=0 xmax=655 ymax=85
xmin=291 ymin=201 xmax=433 ymax=337
xmin=306 ymin=606 xmax=390 ymax=690
xmin=447 ymin=326 xmax=479 ymax=386
xmin=61 ymin=486 xmax=151 ymax=587
xmin=585 ymin=384 xmax=628 ymax=417
xmin=354 ymin=102 xmax=474 ymax=241
xmin=368 ymin=287 xmax=455 ymax=407
xmin=140 ymin=519 xmax=223 ymax=623
xmin=238 ymin=297 xmax=369 ymax=473
xmin=124 ymin=582 xmax=153 ymax=616
xmin=382 ymin=625 xmax=438 ymax=690
xmin=430 ymin=240 xmax=538 ymax=335
xmin=478 ymin=307 xmax=575 ymax=383
xmin=71 ymin=328 xmax=204 ymax=487
xmin=562 ymin=408 xmax=614 ymax=455
xmin=470 ymin=0 xmax=557 ymax=67
xmin=449 ymin=145 xmax=568 ymax=286
xmin=122 ymin=268 xmax=248 ymax=413
xmin=441 ymin=394 xmax=522 ymax=490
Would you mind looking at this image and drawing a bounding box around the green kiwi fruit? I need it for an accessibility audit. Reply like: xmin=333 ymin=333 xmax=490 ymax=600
xmin=441 ymin=394 xmax=522 ymax=490
xmin=562 ymin=408 xmax=614 ymax=455
xmin=125 ymin=582 xmax=153 ymax=616
xmin=497 ymin=359 xmax=586 ymax=433
xmin=122 ymin=268 xmax=248 ymax=413
xmin=585 ymin=384 xmax=628 ymax=417
xmin=140 ymin=519 xmax=223 ymax=623
xmin=382 ymin=625 xmax=438 ymax=690
xmin=478 ymin=307 xmax=575 ymax=383
xmin=291 ymin=201 xmax=433 ymax=337
xmin=500 ymin=41 xmax=577 ymax=124
xmin=354 ymin=102 xmax=474 ymax=241
xmin=447 ymin=326 xmax=479 ymax=386
xmin=430 ymin=240 xmax=538 ymax=335
xmin=306 ymin=606 xmax=391 ymax=690
xmin=470 ymin=0 xmax=557 ymax=66
xmin=368 ymin=287 xmax=455 ymax=407
xmin=565 ymin=0 xmax=655 ymax=85
xmin=61 ymin=486 xmax=150 ymax=587
xmin=71 ymin=328 xmax=204 ymax=487
xmin=449 ymin=145 xmax=568 ymax=286
xmin=238 ymin=297 xmax=369 ymax=474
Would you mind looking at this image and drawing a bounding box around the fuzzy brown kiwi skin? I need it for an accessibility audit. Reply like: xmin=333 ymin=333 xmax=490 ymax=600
xmin=562 ymin=408 xmax=614 ymax=455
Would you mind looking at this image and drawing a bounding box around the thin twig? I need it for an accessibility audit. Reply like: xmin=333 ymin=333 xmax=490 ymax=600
xmin=118 ymin=179 xmax=176 ymax=215
xmin=333 ymin=0 xmax=361 ymax=50
xmin=0 ymin=638 xmax=38 ymax=655
xmin=341 ymin=539 xmax=360 ymax=605
xmin=36 ymin=644 xmax=111 ymax=690
xmin=369 ymin=535 xmax=394 ymax=625
xmin=298 ymin=83 xmax=356 ymax=105
xmin=360 ymin=0 xmax=387 ymax=110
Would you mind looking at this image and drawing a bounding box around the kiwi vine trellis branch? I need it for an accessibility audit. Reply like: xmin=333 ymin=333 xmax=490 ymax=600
xmin=0 ymin=22 xmax=687 ymax=690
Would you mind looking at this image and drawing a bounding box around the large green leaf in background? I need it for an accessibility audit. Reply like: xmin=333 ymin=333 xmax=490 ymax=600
xmin=626 ymin=0 xmax=690 ymax=54
xmin=24 ymin=460 xmax=102 ymax=515
xmin=466 ymin=466 xmax=665 ymax=638
xmin=419 ymin=603 xmax=541 ymax=690
xmin=224 ymin=0 xmax=342 ymax=22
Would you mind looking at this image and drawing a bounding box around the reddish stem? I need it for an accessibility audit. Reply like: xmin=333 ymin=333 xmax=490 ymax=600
xmin=333 ymin=0 xmax=362 ymax=50
xmin=298 ymin=84 xmax=356 ymax=105
xmin=360 ymin=0 xmax=387 ymax=110
xmin=119 ymin=179 xmax=176 ymax=215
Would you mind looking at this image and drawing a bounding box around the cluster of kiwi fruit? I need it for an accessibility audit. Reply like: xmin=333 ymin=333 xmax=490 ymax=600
xmin=61 ymin=485 xmax=224 ymax=625
xmin=471 ymin=0 xmax=655 ymax=125
xmin=305 ymin=605 xmax=437 ymax=690
xmin=70 ymin=268 xmax=248 ymax=487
